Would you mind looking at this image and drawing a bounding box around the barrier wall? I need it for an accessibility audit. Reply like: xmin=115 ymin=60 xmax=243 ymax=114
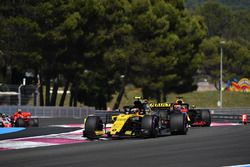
xmin=1 ymin=106 xmax=250 ymax=122
xmin=0 ymin=105 xmax=95 ymax=118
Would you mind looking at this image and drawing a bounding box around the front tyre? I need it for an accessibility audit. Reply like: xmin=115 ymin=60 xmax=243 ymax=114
xmin=15 ymin=118 xmax=25 ymax=127
xmin=29 ymin=118 xmax=39 ymax=127
xmin=83 ymin=116 xmax=103 ymax=139
xmin=201 ymin=110 xmax=211 ymax=127
xmin=141 ymin=115 xmax=159 ymax=138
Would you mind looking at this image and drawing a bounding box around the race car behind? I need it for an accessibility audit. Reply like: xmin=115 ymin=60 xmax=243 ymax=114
xmin=11 ymin=110 xmax=39 ymax=127
xmin=173 ymin=97 xmax=211 ymax=127
xmin=0 ymin=113 xmax=12 ymax=127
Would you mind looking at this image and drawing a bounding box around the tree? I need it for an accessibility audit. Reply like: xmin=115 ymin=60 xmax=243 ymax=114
xmin=127 ymin=0 xmax=206 ymax=101
xmin=199 ymin=37 xmax=250 ymax=88
xmin=0 ymin=1 xmax=41 ymax=84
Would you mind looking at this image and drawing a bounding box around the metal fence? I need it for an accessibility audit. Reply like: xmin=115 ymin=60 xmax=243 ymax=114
xmin=0 ymin=105 xmax=95 ymax=118
xmin=94 ymin=108 xmax=250 ymax=123
xmin=0 ymin=84 xmax=37 ymax=105
xmin=1 ymin=106 xmax=250 ymax=121
xmin=210 ymin=108 xmax=250 ymax=122
xmin=210 ymin=108 xmax=250 ymax=115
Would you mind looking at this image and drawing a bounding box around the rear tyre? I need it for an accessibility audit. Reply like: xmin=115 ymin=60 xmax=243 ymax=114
xmin=201 ymin=110 xmax=211 ymax=127
xmin=33 ymin=118 xmax=39 ymax=127
xmin=84 ymin=116 xmax=103 ymax=139
xmin=170 ymin=113 xmax=188 ymax=135
xmin=15 ymin=118 xmax=25 ymax=127
xmin=29 ymin=118 xmax=39 ymax=127
xmin=29 ymin=119 xmax=35 ymax=127
xmin=141 ymin=115 xmax=158 ymax=138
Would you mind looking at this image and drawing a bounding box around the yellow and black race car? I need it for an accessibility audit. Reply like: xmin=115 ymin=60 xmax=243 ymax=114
xmin=83 ymin=98 xmax=188 ymax=139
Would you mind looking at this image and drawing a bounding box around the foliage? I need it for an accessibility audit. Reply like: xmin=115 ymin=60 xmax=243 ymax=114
xmin=1 ymin=0 xmax=248 ymax=109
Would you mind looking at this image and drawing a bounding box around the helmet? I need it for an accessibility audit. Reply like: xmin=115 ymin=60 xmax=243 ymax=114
xmin=143 ymin=99 xmax=148 ymax=104
xmin=176 ymin=96 xmax=184 ymax=104
xmin=18 ymin=108 xmax=22 ymax=114
xmin=174 ymin=105 xmax=181 ymax=110
xmin=176 ymin=99 xmax=183 ymax=105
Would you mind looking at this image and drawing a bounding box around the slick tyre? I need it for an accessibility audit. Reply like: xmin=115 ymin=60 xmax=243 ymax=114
xmin=201 ymin=110 xmax=211 ymax=127
xmin=29 ymin=118 xmax=39 ymax=127
xmin=33 ymin=118 xmax=39 ymax=127
xmin=170 ymin=113 xmax=188 ymax=135
xmin=141 ymin=115 xmax=158 ymax=138
xmin=28 ymin=119 xmax=35 ymax=127
xmin=15 ymin=118 xmax=25 ymax=127
xmin=84 ymin=116 xmax=103 ymax=139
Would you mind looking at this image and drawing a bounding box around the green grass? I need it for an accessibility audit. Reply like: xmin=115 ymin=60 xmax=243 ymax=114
xmin=25 ymin=85 xmax=250 ymax=109
xmin=108 ymin=86 xmax=250 ymax=109
xmin=166 ymin=91 xmax=250 ymax=108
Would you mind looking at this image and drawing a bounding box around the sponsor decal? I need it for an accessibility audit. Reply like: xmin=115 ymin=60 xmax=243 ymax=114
xmin=149 ymin=103 xmax=171 ymax=108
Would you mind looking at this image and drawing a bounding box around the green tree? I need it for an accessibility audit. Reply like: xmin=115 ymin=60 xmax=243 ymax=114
xmin=128 ymin=0 xmax=206 ymax=102
xmin=200 ymin=37 xmax=250 ymax=88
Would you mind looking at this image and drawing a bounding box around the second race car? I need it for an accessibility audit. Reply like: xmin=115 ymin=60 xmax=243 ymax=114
xmin=172 ymin=97 xmax=211 ymax=127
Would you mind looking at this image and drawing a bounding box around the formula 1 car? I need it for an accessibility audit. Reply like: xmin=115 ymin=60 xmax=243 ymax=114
xmin=83 ymin=100 xmax=188 ymax=139
xmin=0 ymin=114 xmax=12 ymax=127
xmin=10 ymin=110 xmax=39 ymax=127
xmin=172 ymin=97 xmax=211 ymax=127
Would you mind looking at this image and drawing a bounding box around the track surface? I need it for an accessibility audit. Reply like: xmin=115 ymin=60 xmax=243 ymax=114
xmin=0 ymin=120 xmax=250 ymax=167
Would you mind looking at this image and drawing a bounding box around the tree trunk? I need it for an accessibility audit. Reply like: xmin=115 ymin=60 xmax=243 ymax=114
xmin=45 ymin=78 xmax=51 ymax=106
xmin=69 ymin=83 xmax=76 ymax=107
xmin=162 ymin=90 xmax=167 ymax=102
xmin=69 ymin=92 xmax=73 ymax=106
xmin=156 ymin=90 xmax=161 ymax=103
xmin=39 ymin=83 xmax=44 ymax=106
xmin=59 ymin=80 xmax=70 ymax=106
xmin=112 ymin=85 xmax=125 ymax=110
xmin=73 ymin=89 xmax=77 ymax=107
xmin=98 ymin=95 xmax=107 ymax=110
xmin=142 ymin=86 xmax=154 ymax=100
xmin=50 ymin=78 xmax=58 ymax=106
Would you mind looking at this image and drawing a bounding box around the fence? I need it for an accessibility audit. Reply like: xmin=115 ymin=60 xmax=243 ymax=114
xmin=1 ymin=106 xmax=250 ymax=122
xmin=0 ymin=84 xmax=37 ymax=105
xmin=210 ymin=108 xmax=250 ymax=122
xmin=0 ymin=105 xmax=95 ymax=118
xmin=94 ymin=108 xmax=250 ymax=123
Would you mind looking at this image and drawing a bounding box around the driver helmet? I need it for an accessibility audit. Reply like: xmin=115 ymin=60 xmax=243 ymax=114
xmin=174 ymin=104 xmax=181 ymax=110
xmin=18 ymin=108 xmax=22 ymax=114
xmin=134 ymin=100 xmax=142 ymax=106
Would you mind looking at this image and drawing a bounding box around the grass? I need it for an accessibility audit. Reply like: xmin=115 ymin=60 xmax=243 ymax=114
xmin=24 ymin=85 xmax=250 ymax=109
xmin=107 ymin=85 xmax=250 ymax=109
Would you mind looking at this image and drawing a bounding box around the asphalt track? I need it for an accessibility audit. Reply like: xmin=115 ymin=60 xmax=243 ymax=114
xmin=0 ymin=118 xmax=83 ymax=140
xmin=0 ymin=118 xmax=250 ymax=167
